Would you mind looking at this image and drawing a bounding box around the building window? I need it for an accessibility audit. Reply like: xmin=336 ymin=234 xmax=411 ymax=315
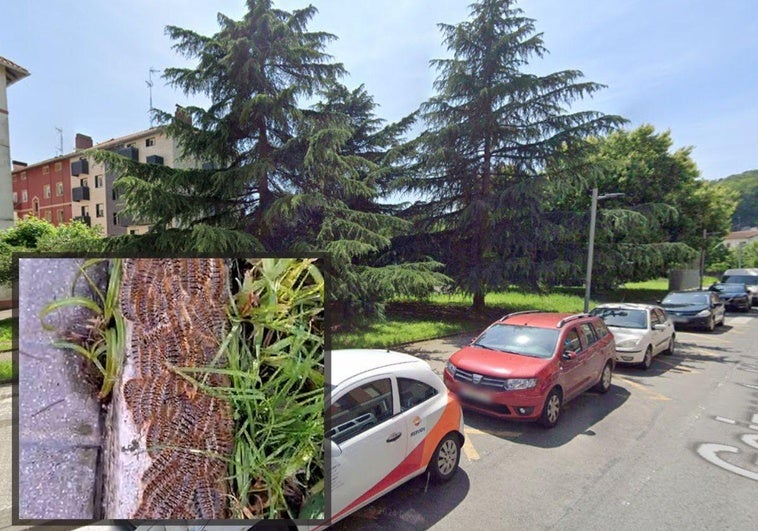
xmin=81 ymin=177 xmax=88 ymax=188
xmin=129 ymin=229 xmax=137 ymax=235
xmin=95 ymin=175 xmax=104 ymax=188
xmin=21 ymin=171 xmax=27 ymax=180
xmin=96 ymin=203 xmax=104 ymax=218
xmin=54 ymin=162 xmax=62 ymax=172
xmin=42 ymin=165 xmax=49 ymax=175
xmin=33 ymin=198 xmax=39 ymax=215
xmin=57 ymin=209 xmax=64 ymax=223
xmin=43 ymin=184 xmax=51 ymax=198
xmin=113 ymin=212 xmax=119 ymax=225
xmin=56 ymin=181 xmax=64 ymax=196
xmin=112 ymin=189 xmax=120 ymax=201
xmin=22 ymin=190 xmax=28 ymax=202
xmin=44 ymin=210 xmax=52 ymax=222
xmin=146 ymin=137 xmax=155 ymax=147
xmin=81 ymin=206 xmax=89 ymax=217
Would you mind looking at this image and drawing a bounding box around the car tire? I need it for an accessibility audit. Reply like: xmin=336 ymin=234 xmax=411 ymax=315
xmin=539 ymin=388 xmax=562 ymax=428
xmin=640 ymin=346 xmax=653 ymax=371
xmin=663 ymin=336 xmax=675 ymax=356
xmin=427 ymin=433 xmax=461 ymax=483
xmin=594 ymin=361 xmax=613 ymax=393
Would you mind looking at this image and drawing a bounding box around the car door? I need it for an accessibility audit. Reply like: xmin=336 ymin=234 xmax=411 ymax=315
xmin=329 ymin=376 xmax=410 ymax=521
xmin=650 ymin=308 xmax=672 ymax=354
xmin=577 ymin=322 xmax=602 ymax=391
xmin=559 ymin=327 xmax=586 ymax=400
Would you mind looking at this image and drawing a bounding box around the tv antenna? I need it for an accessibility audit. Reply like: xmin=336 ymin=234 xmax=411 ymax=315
xmin=146 ymin=67 xmax=161 ymax=127
xmin=55 ymin=127 xmax=63 ymax=156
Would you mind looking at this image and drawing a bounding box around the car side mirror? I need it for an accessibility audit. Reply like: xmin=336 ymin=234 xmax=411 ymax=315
xmin=562 ymin=350 xmax=578 ymax=361
xmin=330 ymin=440 xmax=342 ymax=457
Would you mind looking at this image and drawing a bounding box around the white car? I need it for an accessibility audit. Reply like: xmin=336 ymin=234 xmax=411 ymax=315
xmin=325 ymin=349 xmax=465 ymax=527
xmin=589 ymin=303 xmax=675 ymax=370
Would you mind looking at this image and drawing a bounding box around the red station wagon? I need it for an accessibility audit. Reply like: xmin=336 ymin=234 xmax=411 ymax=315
xmin=443 ymin=311 xmax=616 ymax=428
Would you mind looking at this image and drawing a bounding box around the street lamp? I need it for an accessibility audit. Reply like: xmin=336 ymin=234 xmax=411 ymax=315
xmin=584 ymin=188 xmax=625 ymax=313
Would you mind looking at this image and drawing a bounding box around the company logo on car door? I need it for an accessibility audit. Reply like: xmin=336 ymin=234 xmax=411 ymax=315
xmin=410 ymin=415 xmax=426 ymax=437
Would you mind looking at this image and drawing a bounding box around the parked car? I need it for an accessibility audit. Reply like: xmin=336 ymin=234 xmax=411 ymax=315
xmin=659 ymin=290 xmax=725 ymax=331
xmin=721 ymin=268 xmax=758 ymax=305
xmin=443 ymin=311 xmax=615 ymax=429
xmin=589 ymin=303 xmax=675 ymax=370
xmin=708 ymin=282 xmax=752 ymax=312
xmin=327 ymin=349 xmax=465 ymax=527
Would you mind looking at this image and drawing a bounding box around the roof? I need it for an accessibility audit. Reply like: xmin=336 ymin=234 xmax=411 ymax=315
xmin=0 ymin=56 xmax=30 ymax=86
xmin=724 ymin=229 xmax=758 ymax=240
xmin=10 ymin=126 xmax=165 ymax=173
xmin=330 ymin=349 xmax=422 ymax=388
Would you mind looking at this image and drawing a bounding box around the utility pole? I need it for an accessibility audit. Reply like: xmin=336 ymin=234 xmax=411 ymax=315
xmin=584 ymin=188 xmax=625 ymax=313
xmin=146 ymin=67 xmax=161 ymax=127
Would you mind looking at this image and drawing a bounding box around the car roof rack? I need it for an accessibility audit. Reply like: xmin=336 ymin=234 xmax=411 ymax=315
xmin=557 ymin=313 xmax=589 ymax=328
xmin=499 ymin=310 xmax=541 ymax=321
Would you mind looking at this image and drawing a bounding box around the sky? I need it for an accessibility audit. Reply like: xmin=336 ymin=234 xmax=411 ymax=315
xmin=2 ymin=0 xmax=757 ymax=181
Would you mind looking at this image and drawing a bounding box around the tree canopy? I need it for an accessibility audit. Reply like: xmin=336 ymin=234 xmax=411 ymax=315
xmin=398 ymin=0 xmax=625 ymax=309
xmin=715 ymin=169 xmax=758 ymax=229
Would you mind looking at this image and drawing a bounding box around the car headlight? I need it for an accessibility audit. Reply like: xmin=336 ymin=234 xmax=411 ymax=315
xmin=616 ymin=338 xmax=640 ymax=349
xmin=445 ymin=361 xmax=457 ymax=376
xmin=503 ymin=378 xmax=537 ymax=390
xmin=696 ymin=309 xmax=711 ymax=317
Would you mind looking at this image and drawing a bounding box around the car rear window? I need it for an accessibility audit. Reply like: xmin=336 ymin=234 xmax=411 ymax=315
xmin=591 ymin=308 xmax=647 ymax=329
xmin=723 ymin=275 xmax=758 ymax=287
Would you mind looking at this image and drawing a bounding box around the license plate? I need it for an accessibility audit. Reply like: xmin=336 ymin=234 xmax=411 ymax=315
xmin=459 ymin=386 xmax=493 ymax=403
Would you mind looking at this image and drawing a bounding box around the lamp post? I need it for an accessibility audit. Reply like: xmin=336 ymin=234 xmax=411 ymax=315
xmin=584 ymin=188 xmax=625 ymax=313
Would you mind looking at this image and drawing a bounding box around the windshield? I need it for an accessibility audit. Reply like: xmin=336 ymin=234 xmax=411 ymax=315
xmin=474 ymin=324 xmax=560 ymax=359
xmin=710 ymin=283 xmax=747 ymax=294
xmin=590 ymin=308 xmax=647 ymax=329
xmin=662 ymin=292 xmax=709 ymax=305
xmin=723 ymin=275 xmax=758 ymax=287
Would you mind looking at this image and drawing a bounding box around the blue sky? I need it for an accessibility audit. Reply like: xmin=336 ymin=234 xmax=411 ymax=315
xmin=2 ymin=0 xmax=756 ymax=180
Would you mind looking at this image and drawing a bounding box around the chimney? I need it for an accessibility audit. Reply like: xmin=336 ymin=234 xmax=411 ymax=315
xmin=12 ymin=160 xmax=27 ymax=171
xmin=75 ymin=133 xmax=93 ymax=150
xmin=174 ymin=104 xmax=192 ymax=125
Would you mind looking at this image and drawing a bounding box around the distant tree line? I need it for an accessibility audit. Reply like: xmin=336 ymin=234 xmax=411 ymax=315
xmin=90 ymin=0 xmax=738 ymax=320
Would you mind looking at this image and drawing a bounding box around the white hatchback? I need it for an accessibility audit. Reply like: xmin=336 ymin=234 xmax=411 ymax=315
xmin=325 ymin=349 xmax=465 ymax=527
xmin=589 ymin=303 xmax=675 ymax=370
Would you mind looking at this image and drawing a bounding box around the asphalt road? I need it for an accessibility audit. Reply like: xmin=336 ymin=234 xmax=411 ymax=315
xmin=335 ymin=309 xmax=758 ymax=530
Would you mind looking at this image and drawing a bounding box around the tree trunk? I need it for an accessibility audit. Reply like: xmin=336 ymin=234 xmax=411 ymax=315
xmin=473 ymin=290 xmax=485 ymax=312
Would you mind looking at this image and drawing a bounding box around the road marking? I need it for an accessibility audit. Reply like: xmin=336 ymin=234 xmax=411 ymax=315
xmin=614 ymin=375 xmax=671 ymax=401
xmin=465 ymin=427 xmax=522 ymax=438
xmin=715 ymin=416 xmax=737 ymax=425
xmin=462 ymin=436 xmax=480 ymax=461
xmin=696 ymin=443 xmax=758 ymax=481
xmin=729 ymin=317 xmax=752 ymax=326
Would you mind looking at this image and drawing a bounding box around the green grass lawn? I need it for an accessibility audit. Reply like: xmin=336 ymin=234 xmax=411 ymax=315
xmin=0 ymin=360 xmax=12 ymax=383
xmin=0 ymin=318 xmax=11 ymax=352
xmin=332 ymin=277 xmax=721 ymax=349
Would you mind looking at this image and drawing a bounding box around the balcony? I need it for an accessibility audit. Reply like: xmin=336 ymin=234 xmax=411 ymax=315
xmin=116 ymin=146 xmax=139 ymax=160
xmin=73 ymin=215 xmax=91 ymax=227
xmin=72 ymin=186 xmax=90 ymax=202
xmin=71 ymin=159 xmax=89 ymax=176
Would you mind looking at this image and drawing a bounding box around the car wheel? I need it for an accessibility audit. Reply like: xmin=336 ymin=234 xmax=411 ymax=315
xmin=539 ymin=388 xmax=562 ymax=428
xmin=705 ymin=316 xmax=715 ymax=332
xmin=640 ymin=346 xmax=653 ymax=371
xmin=427 ymin=433 xmax=461 ymax=483
xmin=594 ymin=361 xmax=613 ymax=393
xmin=663 ymin=336 xmax=675 ymax=356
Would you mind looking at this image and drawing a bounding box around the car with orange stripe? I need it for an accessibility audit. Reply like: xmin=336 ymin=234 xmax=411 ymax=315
xmin=325 ymin=349 xmax=465 ymax=527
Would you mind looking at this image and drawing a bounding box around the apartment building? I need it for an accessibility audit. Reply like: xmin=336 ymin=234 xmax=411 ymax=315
xmin=12 ymin=122 xmax=196 ymax=236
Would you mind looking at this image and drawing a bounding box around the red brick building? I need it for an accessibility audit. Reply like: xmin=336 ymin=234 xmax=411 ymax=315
xmin=12 ymin=156 xmax=73 ymax=225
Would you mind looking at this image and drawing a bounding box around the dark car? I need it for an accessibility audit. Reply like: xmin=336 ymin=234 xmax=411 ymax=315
xmin=659 ymin=290 xmax=726 ymax=332
xmin=708 ymin=283 xmax=752 ymax=312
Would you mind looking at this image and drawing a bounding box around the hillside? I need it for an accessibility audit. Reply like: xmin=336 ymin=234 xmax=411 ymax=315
xmin=715 ymin=169 xmax=758 ymax=229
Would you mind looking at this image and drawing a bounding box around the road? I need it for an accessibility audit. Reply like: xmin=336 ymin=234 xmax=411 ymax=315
xmin=335 ymin=310 xmax=758 ymax=530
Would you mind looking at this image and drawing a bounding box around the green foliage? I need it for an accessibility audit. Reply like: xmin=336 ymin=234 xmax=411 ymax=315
xmin=0 ymin=360 xmax=12 ymax=383
xmin=36 ymin=220 xmax=105 ymax=252
xmin=0 ymin=318 xmax=11 ymax=352
xmin=0 ymin=216 xmax=54 ymax=248
xmin=400 ymin=0 xmax=625 ymax=310
xmin=715 ymin=169 xmax=758 ymax=229
xmin=710 ymin=240 xmax=758 ymax=271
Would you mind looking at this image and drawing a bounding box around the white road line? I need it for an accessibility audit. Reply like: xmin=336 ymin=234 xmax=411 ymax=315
xmin=728 ymin=317 xmax=752 ymax=326
xmin=715 ymin=416 xmax=736 ymax=425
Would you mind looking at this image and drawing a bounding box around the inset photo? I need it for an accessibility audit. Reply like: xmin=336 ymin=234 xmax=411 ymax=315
xmin=15 ymin=256 xmax=325 ymax=523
